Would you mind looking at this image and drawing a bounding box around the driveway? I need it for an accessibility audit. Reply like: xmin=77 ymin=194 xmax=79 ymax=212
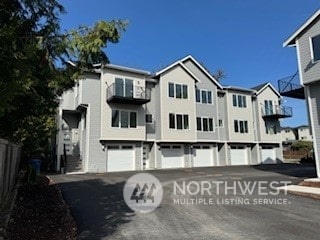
xmin=51 ymin=164 xmax=319 ymax=240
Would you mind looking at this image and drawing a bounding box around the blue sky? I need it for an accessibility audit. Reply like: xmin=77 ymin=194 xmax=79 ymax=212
xmin=59 ymin=0 xmax=320 ymax=127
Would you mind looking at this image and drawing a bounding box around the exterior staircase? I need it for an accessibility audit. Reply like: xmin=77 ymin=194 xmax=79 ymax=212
xmin=65 ymin=155 xmax=83 ymax=173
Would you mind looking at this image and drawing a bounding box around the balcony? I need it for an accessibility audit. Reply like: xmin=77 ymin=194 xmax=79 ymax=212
xmin=106 ymin=83 xmax=151 ymax=105
xmin=278 ymin=72 xmax=305 ymax=99
xmin=261 ymin=105 xmax=293 ymax=119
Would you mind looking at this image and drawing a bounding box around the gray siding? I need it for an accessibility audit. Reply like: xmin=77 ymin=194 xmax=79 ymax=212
xmin=218 ymin=92 xmax=228 ymax=140
xmin=297 ymin=17 xmax=320 ymax=84
xmin=146 ymin=81 xmax=157 ymax=140
xmin=81 ymin=73 xmax=106 ymax=172
xmin=308 ymin=83 xmax=320 ymax=176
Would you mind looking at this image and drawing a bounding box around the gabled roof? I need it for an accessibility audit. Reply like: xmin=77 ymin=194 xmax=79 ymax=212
xmin=154 ymin=55 xmax=223 ymax=89
xmin=223 ymin=86 xmax=256 ymax=93
xmin=251 ymin=82 xmax=281 ymax=97
xmin=283 ymin=9 xmax=320 ymax=47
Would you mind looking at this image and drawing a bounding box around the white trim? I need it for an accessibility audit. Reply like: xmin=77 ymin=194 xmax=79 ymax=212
xmin=85 ymin=104 xmax=90 ymax=173
xmin=306 ymin=86 xmax=320 ymax=177
xmin=179 ymin=62 xmax=201 ymax=83
xmin=283 ymin=9 xmax=320 ymax=47
xmin=309 ymin=35 xmax=320 ymax=64
xmin=255 ymin=83 xmax=281 ymax=98
xmin=181 ymin=55 xmax=223 ymax=89
xmin=296 ymin=40 xmax=305 ymax=86
xmin=196 ymin=116 xmax=215 ymax=132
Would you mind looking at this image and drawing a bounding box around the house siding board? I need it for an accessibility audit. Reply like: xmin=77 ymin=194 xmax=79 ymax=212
xmin=80 ymin=75 xmax=105 ymax=172
xmin=145 ymin=81 xmax=157 ymax=140
xmin=296 ymin=18 xmax=320 ymax=84
xmin=100 ymin=69 xmax=147 ymax=141
xmin=227 ymin=90 xmax=255 ymax=141
xmin=309 ymin=82 xmax=320 ymax=175
xmin=159 ymin=66 xmax=197 ymax=141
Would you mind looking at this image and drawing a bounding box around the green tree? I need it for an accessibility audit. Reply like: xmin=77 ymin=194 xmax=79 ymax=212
xmin=0 ymin=0 xmax=127 ymax=158
xmin=291 ymin=141 xmax=313 ymax=151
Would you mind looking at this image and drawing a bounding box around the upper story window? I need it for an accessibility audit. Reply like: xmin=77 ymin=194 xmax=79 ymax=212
xmin=232 ymin=94 xmax=247 ymax=108
xmin=168 ymin=83 xmax=188 ymax=99
xmin=266 ymin=123 xmax=277 ymax=135
xmin=234 ymin=120 xmax=248 ymax=133
xmin=169 ymin=113 xmax=189 ymax=130
xmin=146 ymin=114 xmax=153 ymax=123
xmin=196 ymin=89 xmax=212 ymax=104
xmin=115 ymin=78 xmax=134 ymax=98
xmin=196 ymin=117 xmax=214 ymax=132
xmin=112 ymin=110 xmax=137 ymax=128
xmin=311 ymin=34 xmax=320 ymax=62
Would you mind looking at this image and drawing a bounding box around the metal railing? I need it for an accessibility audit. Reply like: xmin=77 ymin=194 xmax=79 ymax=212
xmin=106 ymin=83 xmax=151 ymax=102
xmin=261 ymin=105 xmax=293 ymax=118
xmin=278 ymin=71 xmax=301 ymax=93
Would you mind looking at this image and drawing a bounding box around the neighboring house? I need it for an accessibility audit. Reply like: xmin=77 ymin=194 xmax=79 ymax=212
xmin=281 ymin=127 xmax=298 ymax=142
xmin=297 ymin=125 xmax=313 ymax=141
xmin=284 ymin=9 xmax=320 ymax=177
xmin=56 ymin=55 xmax=292 ymax=173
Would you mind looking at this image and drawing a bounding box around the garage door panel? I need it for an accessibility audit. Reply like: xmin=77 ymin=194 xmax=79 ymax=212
xmin=107 ymin=146 xmax=135 ymax=172
xmin=261 ymin=148 xmax=276 ymax=164
xmin=161 ymin=146 xmax=183 ymax=169
xmin=230 ymin=147 xmax=247 ymax=165
xmin=193 ymin=146 xmax=213 ymax=167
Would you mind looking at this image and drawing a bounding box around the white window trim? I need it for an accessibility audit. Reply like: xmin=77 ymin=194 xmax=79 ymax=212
xmin=234 ymin=119 xmax=249 ymax=134
xmin=169 ymin=113 xmax=189 ymax=130
xmin=196 ymin=116 xmax=215 ymax=132
xmin=196 ymin=89 xmax=213 ymax=105
xmin=111 ymin=109 xmax=138 ymax=129
xmin=168 ymin=82 xmax=188 ymax=99
xmin=309 ymin=36 xmax=320 ymax=64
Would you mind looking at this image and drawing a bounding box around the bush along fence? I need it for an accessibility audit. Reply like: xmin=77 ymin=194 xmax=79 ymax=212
xmin=0 ymin=139 xmax=21 ymax=207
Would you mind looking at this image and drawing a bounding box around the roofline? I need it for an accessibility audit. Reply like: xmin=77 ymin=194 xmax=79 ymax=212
xmin=155 ymin=55 xmax=223 ymax=89
xmin=255 ymin=83 xmax=281 ymax=97
xmin=104 ymin=63 xmax=150 ymax=75
xmin=283 ymin=9 xmax=320 ymax=47
xmin=223 ymin=86 xmax=256 ymax=93
xmin=181 ymin=55 xmax=223 ymax=89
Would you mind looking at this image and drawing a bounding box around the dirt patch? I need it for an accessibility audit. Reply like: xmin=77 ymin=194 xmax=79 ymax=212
xmin=5 ymin=175 xmax=77 ymax=240
xmin=299 ymin=180 xmax=320 ymax=188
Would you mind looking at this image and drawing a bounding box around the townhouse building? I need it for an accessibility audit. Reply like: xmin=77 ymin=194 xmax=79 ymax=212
xmin=56 ymin=55 xmax=292 ymax=173
xmin=283 ymin=9 xmax=320 ymax=176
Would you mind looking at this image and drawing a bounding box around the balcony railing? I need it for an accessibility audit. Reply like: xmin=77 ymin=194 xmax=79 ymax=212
xmin=106 ymin=83 xmax=151 ymax=105
xmin=278 ymin=71 xmax=305 ymax=99
xmin=261 ymin=105 xmax=293 ymax=119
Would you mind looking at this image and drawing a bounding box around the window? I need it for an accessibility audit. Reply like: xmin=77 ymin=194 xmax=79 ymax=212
xmin=196 ymin=89 xmax=212 ymax=104
xmin=201 ymin=90 xmax=207 ymax=104
xmin=234 ymin=120 xmax=239 ymax=133
xmin=218 ymin=119 xmax=224 ymax=128
xmin=169 ymin=83 xmax=174 ymax=97
xmin=176 ymin=114 xmax=183 ymax=129
xmin=196 ymin=89 xmax=200 ymax=102
xmin=120 ymin=111 xmax=129 ymax=128
xmin=208 ymin=91 xmax=212 ymax=104
xmin=233 ymin=95 xmax=237 ymax=107
xmin=197 ymin=117 xmax=202 ymax=131
xmin=169 ymin=83 xmax=188 ymax=99
xmin=169 ymin=113 xmax=189 ymax=130
xmin=197 ymin=117 xmax=214 ymax=132
xmin=203 ymin=118 xmax=208 ymax=131
xmin=266 ymin=124 xmax=277 ymax=134
xmin=146 ymin=114 xmax=152 ymax=123
xmin=112 ymin=110 xmax=119 ymax=127
xmin=182 ymin=85 xmax=188 ymax=99
xmin=111 ymin=110 xmax=137 ymax=128
xmin=311 ymin=34 xmax=320 ymax=61
xmin=232 ymin=94 xmax=247 ymax=108
xmin=209 ymin=118 xmax=214 ymax=131
xmin=183 ymin=114 xmax=189 ymax=129
xmin=176 ymin=84 xmax=182 ymax=98
xmin=130 ymin=112 xmax=137 ymax=128
xmin=264 ymin=100 xmax=273 ymax=115
xmin=115 ymin=78 xmax=133 ymax=97
xmin=169 ymin=113 xmax=175 ymax=129
xmin=234 ymin=120 xmax=248 ymax=133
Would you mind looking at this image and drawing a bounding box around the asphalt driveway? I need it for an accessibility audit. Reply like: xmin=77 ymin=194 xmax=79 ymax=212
xmin=51 ymin=164 xmax=319 ymax=240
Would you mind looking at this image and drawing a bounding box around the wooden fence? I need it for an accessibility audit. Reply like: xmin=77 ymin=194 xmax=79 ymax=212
xmin=0 ymin=139 xmax=21 ymax=207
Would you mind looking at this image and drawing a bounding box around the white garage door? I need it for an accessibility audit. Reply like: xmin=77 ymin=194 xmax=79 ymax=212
xmin=161 ymin=145 xmax=184 ymax=169
xmin=193 ymin=145 xmax=213 ymax=167
xmin=230 ymin=146 xmax=248 ymax=165
xmin=107 ymin=145 xmax=135 ymax=172
xmin=261 ymin=147 xmax=276 ymax=164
